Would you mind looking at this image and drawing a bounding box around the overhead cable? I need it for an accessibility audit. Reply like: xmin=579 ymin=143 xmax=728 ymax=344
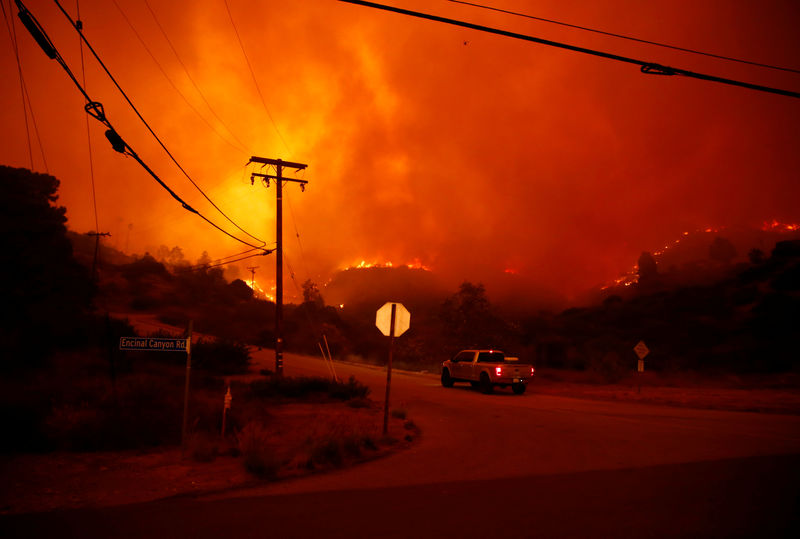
xmin=52 ymin=0 xmax=267 ymax=245
xmin=446 ymin=0 xmax=800 ymax=75
xmin=340 ymin=0 xmax=800 ymax=99
xmin=223 ymin=0 xmax=292 ymax=154
xmin=141 ymin=0 xmax=252 ymax=154
xmin=76 ymin=0 xmax=99 ymax=234
xmin=15 ymin=0 xmax=267 ymax=251
xmin=111 ymin=0 xmax=250 ymax=156
xmin=181 ymin=249 xmax=275 ymax=272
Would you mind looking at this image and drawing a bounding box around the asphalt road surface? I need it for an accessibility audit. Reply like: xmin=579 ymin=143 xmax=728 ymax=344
xmin=3 ymin=351 xmax=799 ymax=538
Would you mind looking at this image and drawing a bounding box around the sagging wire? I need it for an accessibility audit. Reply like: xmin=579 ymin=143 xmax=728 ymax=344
xmin=76 ymin=0 xmax=100 ymax=236
xmin=110 ymin=0 xmax=250 ymax=157
xmin=2 ymin=0 xmax=47 ymax=171
xmin=141 ymin=0 xmax=252 ymax=155
xmin=15 ymin=0 xmax=268 ymax=251
xmin=223 ymin=0 xmax=292 ymax=155
xmin=446 ymin=0 xmax=800 ymax=75
xmin=51 ymin=0 xmax=267 ymax=246
xmin=340 ymin=0 xmax=800 ymax=99
xmin=180 ymin=249 xmax=275 ymax=273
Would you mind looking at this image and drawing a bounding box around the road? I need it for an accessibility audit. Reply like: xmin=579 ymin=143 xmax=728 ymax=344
xmin=2 ymin=351 xmax=799 ymax=537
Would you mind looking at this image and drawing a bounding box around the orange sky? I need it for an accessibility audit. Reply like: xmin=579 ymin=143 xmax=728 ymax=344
xmin=2 ymin=0 xmax=799 ymax=302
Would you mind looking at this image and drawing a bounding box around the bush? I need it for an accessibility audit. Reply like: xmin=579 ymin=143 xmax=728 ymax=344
xmin=248 ymin=375 xmax=369 ymax=401
xmin=192 ymin=339 xmax=251 ymax=375
xmin=238 ymin=422 xmax=279 ymax=480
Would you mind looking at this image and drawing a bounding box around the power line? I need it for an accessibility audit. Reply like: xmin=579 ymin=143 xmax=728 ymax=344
xmin=3 ymin=0 xmax=32 ymax=168
xmin=223 ymin=0 xmax=292 ymax=154
xmin=110 ymin=0 xmax=249 ymax=156
xmin=16 ymin=0 xmax=268 ymax=251
xmin=446 ymin=0 xmax=800 ymax=75
xmin=141 ymin=0 xmax=252 ymax=154
xmin=181 ymin=249 xmax=274 ymax=272
xmin=52 ymin=0 xmax=267 ymax=246
xmin=76 ymin=0 xmax=99 ymax=235
xmin=340 ymin=0 xmax=800 ymax=99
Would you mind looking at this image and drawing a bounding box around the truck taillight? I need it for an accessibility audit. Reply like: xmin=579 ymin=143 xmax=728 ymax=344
xmin=531 ymin=366 xmax=535 ymax=376
xmin=495 ymin=366 xmax=502 ymax=376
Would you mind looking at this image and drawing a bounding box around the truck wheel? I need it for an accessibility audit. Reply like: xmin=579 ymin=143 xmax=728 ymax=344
xmin=480 ymin=372 xmax=493 ymax=394
xmin=512 ymin=383 xmax=526 ymax=395
xmin=441 ymin=368 xmax=454 ymax=388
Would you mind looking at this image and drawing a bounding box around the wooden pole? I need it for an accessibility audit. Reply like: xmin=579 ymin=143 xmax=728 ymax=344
xmin=181 ymin=320 xmax=193 ymax=452
xmin=382 ymin=304 xmax=396 ymax=436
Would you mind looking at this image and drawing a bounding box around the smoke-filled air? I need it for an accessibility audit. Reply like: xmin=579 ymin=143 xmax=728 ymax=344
xmin=2 ymin=0 xmax=799 ymax=304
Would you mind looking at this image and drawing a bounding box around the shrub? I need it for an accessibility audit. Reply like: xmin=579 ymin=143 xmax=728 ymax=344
xmin=188 ymin=431 xmax=219 ymax=462
xmin=248 ymin=375 xmax=369 ymax=402
xmin=238 ymin=422 xmax=278 ymax=480
xmin=192 ymin=339 xmax=251 ymax=375
xmin=308 ymin=438 xmax=343 ymax=469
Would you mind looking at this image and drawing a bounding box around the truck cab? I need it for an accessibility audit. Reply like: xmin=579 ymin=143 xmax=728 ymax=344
xmin=441 ymin=349 xmax=533 ymax=394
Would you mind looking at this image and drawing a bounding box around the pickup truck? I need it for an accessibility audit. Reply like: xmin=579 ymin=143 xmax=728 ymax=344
xmin=441 ymin=350 xmax=533 ymax=394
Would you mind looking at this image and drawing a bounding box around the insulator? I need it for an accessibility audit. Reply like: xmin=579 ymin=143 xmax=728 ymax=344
xmin=104 ymin=129 xmax=127 ymax=153
xmin=16 ymin=4 xmax=57 ymax=59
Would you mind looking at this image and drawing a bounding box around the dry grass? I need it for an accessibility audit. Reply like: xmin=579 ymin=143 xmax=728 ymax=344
xmin=533 ymin=369 xmax=800 ymax=414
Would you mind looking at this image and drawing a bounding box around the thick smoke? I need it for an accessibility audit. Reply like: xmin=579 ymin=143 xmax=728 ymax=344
xmin=1 ymin=0 xmax=798 ymax=302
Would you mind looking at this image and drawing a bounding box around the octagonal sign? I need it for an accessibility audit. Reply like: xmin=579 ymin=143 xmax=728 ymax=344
xmin=376 ymin=302 xmax=410 ymax=337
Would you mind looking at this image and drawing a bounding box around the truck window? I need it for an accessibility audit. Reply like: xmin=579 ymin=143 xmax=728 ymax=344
xmin=477 ymin=351 xmax=504 ymax=363
xmin=455 ymin=351 xmax=473 ymax=363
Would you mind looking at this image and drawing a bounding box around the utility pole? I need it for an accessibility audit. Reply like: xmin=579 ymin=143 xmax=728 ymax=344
xmin=87 ymin=231 xmax=111 ymax=281
xmin=247 ymin=266 xmax=259 ymax=293
xmin=249 ymin=157 xmax=308 ymax=377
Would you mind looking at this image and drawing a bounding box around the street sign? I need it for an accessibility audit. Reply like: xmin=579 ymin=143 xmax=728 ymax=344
xmin=376 ymin=302 xmax=410 ymax=337
xmin=119 ymin=336 xmax=188 ymax=352
xmin=634 ymin=340 xmax=650 ymax=360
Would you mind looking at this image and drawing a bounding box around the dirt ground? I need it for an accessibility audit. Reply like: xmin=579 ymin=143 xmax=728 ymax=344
xmin=533 ymin=369 xmax=800 ymax=415
xmin=0 ymin=402 xmax=412 ymax=515
xmin=3 ymin=365 xmax=798 ymax=516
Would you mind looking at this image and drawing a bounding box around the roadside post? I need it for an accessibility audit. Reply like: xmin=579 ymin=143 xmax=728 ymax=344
xmin=634 ymin=340 xmax=649 ymax=394
xmin=221 ymin=381 xmax=232 ymax=439
xmin=376 ymin=302 xmax=410 ymax=435
xmin=181 ymin=321 xmax=193 ymax=451
xmin=118 ymin=322 xmax=194 ymax=452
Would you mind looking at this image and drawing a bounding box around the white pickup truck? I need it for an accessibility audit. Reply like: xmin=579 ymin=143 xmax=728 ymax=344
xmin=441 ymin=349 xmax=533 ymax=394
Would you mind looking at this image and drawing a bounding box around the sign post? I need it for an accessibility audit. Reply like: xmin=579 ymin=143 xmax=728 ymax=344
xmin=221 ymin=382 xmax=232 ymax=439
xmin=633 ymin=340 xmax=649 ymax=394
xmin=119 ymin=324 xmax=194 ymax=451
xmin=376 ymin=302 xmax=410 ymax=435
xmin=181 ymin=321 xmax=193 ymax=451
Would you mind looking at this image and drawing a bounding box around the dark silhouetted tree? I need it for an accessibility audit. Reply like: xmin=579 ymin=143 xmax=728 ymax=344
xmin=0 ymin=166 xmax=94 ymax=365
xmin=709 ymin=237 xmax=737 ymax=264
xmin=302 ymin=279 xmax=324 ymax=307
xmin=228 ymin=278 xmax=254 ymax=301
xmin=748 ymin=248 xmax=765 ymax=265
xmin=440 ymin=282 xmax=504 ymax=349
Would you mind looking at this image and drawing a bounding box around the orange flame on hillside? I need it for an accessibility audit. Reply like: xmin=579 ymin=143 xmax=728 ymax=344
xmin=344 ymin=259 xmax=431 ymax=272
xmin=762 ymin=219 xmax=800 ymax=232
xmin=601 ymin=225 xmax=728 ymax=290
xmin=246 ymin=279 xmax=275 ymax=302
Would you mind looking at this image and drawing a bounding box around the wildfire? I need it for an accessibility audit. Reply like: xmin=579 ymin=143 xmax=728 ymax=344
xmin=344 ymin=258 xmax=431 ymax=271
xmin=247 ymin=279 xmax=275 ymax=302
xmin=601 ymin=225 xmax=727 ymax=290
xmin=762 ymin=219 xmax=800 ymax=232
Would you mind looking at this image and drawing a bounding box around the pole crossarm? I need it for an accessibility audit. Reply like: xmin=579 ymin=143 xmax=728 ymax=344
xmin=248 ymin=156 xmax=307 ymax=171
xmin=251 ymin=172 xmax=308 ymax=186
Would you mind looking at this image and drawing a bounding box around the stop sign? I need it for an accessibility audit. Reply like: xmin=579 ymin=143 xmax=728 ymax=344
xmin=376 ymin=302 xmax=410 ymax=337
